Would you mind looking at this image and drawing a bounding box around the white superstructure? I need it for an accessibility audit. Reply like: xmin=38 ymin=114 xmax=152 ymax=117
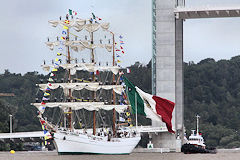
xmin=187 ymin=130 xmax=206 ymax=148
xmin=185 ymin=115 xmax=206 ymax=148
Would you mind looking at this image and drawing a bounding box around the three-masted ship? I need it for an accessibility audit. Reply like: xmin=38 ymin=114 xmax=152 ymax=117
xmin=31 ymin=12 xmax=140 ymax=154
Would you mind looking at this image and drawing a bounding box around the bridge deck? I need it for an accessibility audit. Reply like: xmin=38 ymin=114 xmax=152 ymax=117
xmin=0 ymin=131 xmax=44 ymax=139
xmin=0 ymin=126 xmax=169 ymax=140
xmin=175 ymin=6 xmax=240 ymax=19
xmin=135 ymin=126 xmax=169 ymax=133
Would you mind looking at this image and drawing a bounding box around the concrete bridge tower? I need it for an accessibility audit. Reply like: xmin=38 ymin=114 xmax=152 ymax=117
xmin=151 ymin=0 xmax=240 ymax=151
xmin=151 ymin=0 xmax=184 ymax=150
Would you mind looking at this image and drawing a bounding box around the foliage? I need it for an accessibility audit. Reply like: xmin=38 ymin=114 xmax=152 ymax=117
xmin=0 ymin=70 xmax=45 ymax=132
xmin=184 ymin=56 xmax=240 ymax=148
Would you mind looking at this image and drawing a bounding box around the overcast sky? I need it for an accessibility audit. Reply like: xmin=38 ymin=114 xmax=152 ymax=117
xmin=184 ymin=0 xmax=240 ymax=63
xmin=0 ymin=0 xmax=240 ymax=74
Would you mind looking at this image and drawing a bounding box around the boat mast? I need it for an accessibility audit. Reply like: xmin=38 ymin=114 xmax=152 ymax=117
xmin=90 ymin=21 xmax=96 ymax=135
xmin=196 ymin=115 xmax=200 ymax=135
xmin=111 ymin=31 xmax=116 ymax=137
xmin=135 ymin=92 xmax=138 ymax=130
xmin=66 ymin=15 xmax=72 ymax=130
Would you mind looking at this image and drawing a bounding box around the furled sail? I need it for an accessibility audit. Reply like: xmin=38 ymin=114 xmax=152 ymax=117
xmin=105 ymin=44 xmax=113 ymax=52
xmin=101 ymin=23 xmax=110 ymax=30
xmin=45 ymin=40 xmax=112 ymax=52
xmin=79 ymin=40 xmax=98 ymax=49
xmin=85 ymin=23 xmax=101 ymax=32
xmin=48 ymin=19 xmax=110 ymax=33
xmin=45 ymin=41 xmax=60 ymax=50
xmin=70 ymin=44 xmax=86 ymax=52
xmin=48 ymin=19 xmax=86 ymax=28
xmin=32 ymin=102 xmax=129 ymax=113
xmin=37 ymin=83 xmax=123 ymax=95
xmin=41 ymin=63 xmax=120 ymax=75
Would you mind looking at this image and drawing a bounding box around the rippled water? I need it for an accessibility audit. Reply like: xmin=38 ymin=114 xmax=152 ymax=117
xmin=0 ymin=151 xmax=240 ymax=160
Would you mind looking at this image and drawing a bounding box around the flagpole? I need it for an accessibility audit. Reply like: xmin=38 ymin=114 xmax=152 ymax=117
xmin=135 ymin=92 xmax=138 ymax=130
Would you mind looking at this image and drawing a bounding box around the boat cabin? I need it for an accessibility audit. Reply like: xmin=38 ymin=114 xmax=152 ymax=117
xmin=187 ymin=130 xmax=206 ymax=148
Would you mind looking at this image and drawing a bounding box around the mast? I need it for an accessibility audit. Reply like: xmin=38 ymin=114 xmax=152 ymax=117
xmin=196 ymin=115 xmax=200 ymax=135
xmin=111 ymin=32 xmax=116 ymax=137
xmin=91 ymin=21 xmax=96 ymax=135
xmin=135 ymin=92 xmax=138 ymax=130
xmin=67 ymin=23 xmax=72 ymax=130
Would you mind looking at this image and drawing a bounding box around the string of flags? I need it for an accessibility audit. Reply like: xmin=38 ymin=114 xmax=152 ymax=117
xmin=91 ymin=13 xmax=102 ymax=23
xmin=114 ymin=35 xmax=131 ymax=74
xmin=39 ymin=23 xmax=67 ymax=146
xmin=115 ymin=35 xmax=125 ymax=66
xmin=40 ymin=120 xmax=52 ymax=145
xmin=118 ymin=75 xmax=133 ymax=127
xmin=40 ymin=27 xmax=66 ymax=107
xmin=114 ymin=34 xmax=131 ymax=74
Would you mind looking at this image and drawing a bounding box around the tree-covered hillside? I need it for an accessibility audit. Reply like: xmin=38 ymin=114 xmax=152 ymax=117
xmin=1 ymin=56 xmax=240 ymax=148
xmin=0 ymin=70 xmax=45 ymax=132
xmin=184 ymin=56 xmax=240 ymax=148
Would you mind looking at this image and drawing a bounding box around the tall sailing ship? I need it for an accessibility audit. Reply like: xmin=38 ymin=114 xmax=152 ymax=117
xmin=31 ymin=11 xmax=141 ymax=154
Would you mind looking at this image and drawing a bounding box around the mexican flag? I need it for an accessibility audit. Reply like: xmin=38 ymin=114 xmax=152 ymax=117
xmin=123 ymin=76 xmax=175 ymax=133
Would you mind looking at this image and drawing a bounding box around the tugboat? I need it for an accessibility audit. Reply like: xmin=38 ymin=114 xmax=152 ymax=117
xmin=181 ymin=115 xmax=216 ymax=154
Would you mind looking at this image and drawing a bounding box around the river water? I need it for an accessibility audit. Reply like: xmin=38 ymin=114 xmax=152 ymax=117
xmin=1 ymin=151 xmax=240 ymax=160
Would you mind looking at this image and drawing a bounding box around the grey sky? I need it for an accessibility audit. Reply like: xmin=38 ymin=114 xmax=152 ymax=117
xmin=184 ymin=0 xmax=240 ymax=63
xmin=0 ymin=0 xmax=240 ymax=74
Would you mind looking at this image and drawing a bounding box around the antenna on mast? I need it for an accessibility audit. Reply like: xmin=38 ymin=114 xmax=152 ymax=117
xmin=196 ymin=115 xmax=200 ymax=135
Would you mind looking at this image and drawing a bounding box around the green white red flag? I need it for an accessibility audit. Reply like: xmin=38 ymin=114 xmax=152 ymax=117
xmin=123 ymin=76 xmax=175 ymax=133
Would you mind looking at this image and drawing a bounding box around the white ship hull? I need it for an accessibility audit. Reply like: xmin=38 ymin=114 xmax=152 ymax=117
xmin=53 ymin=131 xmax=141 ymax=154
